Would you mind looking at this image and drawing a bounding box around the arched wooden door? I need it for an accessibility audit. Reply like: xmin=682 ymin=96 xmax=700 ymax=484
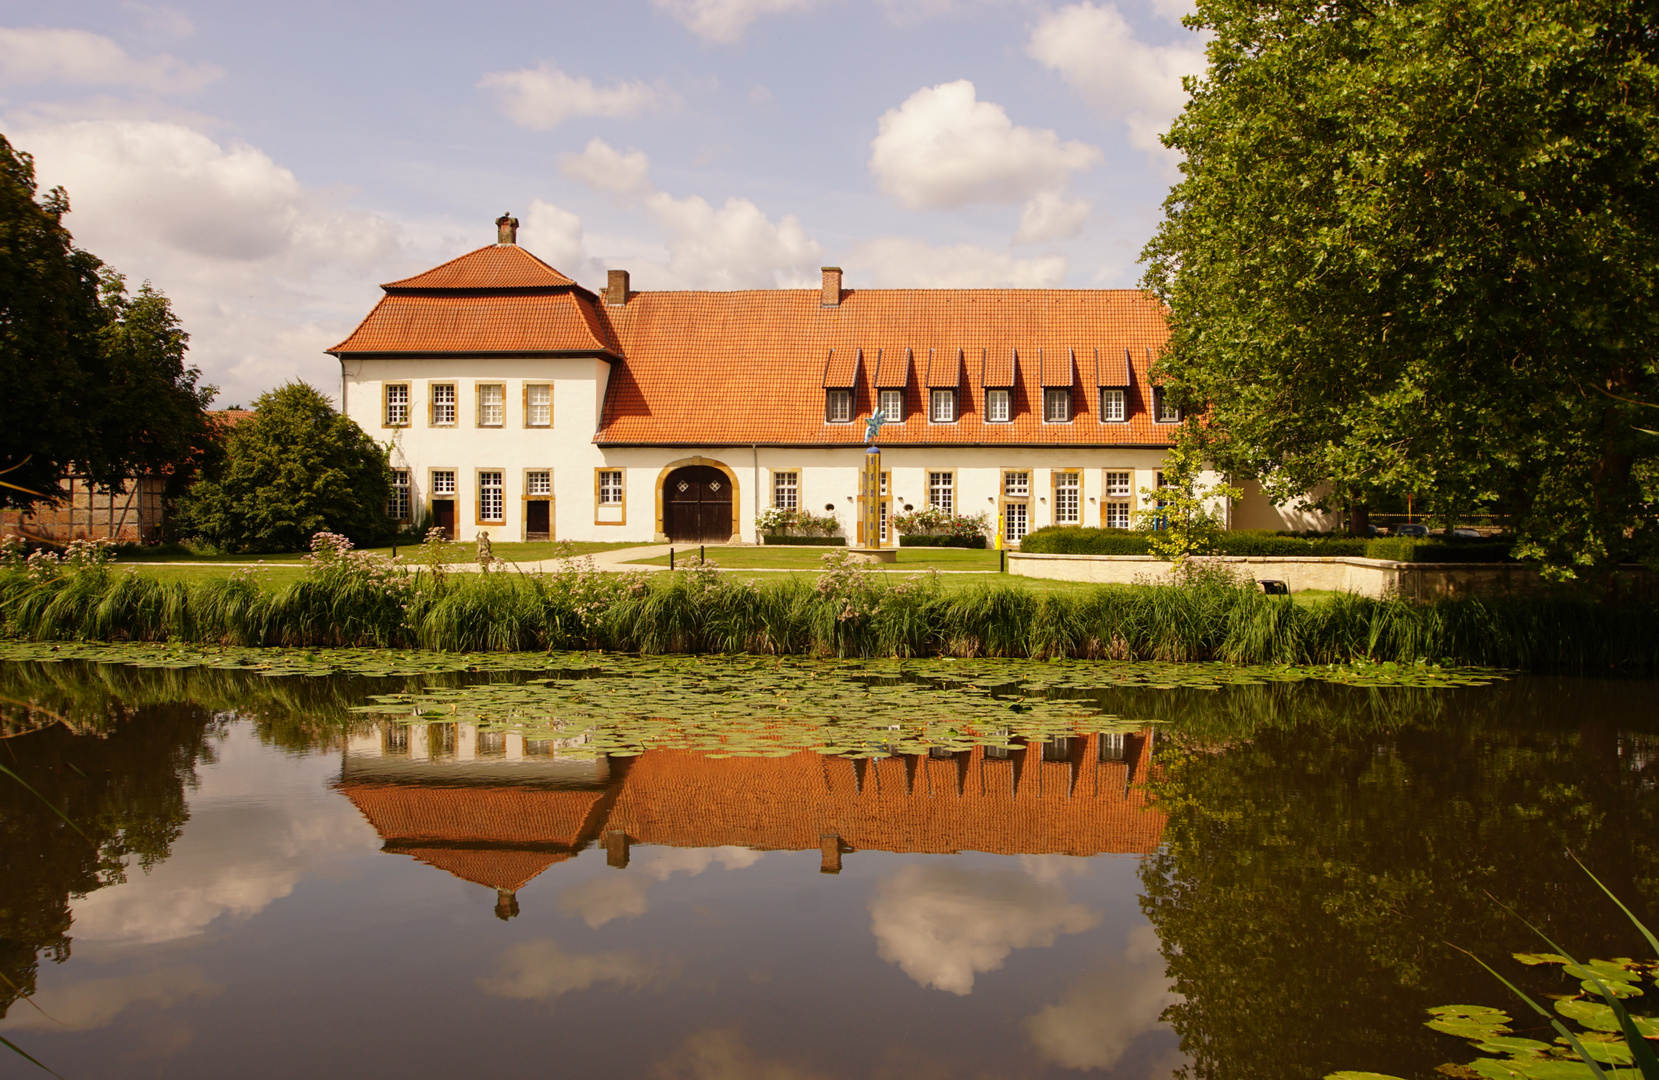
xmin=664 ymin=465 xmax=732 ymax=543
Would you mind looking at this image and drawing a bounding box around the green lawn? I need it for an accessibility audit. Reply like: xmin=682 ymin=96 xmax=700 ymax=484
xmin=630 ymin=545 xmax=1004 ymax=571
xmin=113 ymin=540 xmax=640 ymax=566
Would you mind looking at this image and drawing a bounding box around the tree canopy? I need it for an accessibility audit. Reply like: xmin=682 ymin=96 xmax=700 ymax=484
xmin=1142 ymin=0 xmax=1659 ymax=575
xmin=178 ymin=381 xmax=391 ymax=552
xmin=0 ymin=133 xmax=216 ymax=508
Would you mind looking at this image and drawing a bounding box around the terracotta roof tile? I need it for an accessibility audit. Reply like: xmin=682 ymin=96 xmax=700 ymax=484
xmin=382 ymin=244 xmax=576 ymax=290
xmin=982 ymin=348 xmax=1017 ymax=387
xmin=1040 ymin=347 xmax=1076 ymax=388
xmin=596 ymin=287 xmax=1174 ymax=447
xmin=873 ymin=347 xmax=912 ymax=388
xmin=338 ymin=783 xmax=603 ymax=847
xmin=329 ymin=293 xmax=616 ymax=355
xmin=822 ymin=347 xmax=862 ymax=388
xmin=395 ymin=846 xmax=572 ymax=892
xmin=1097 ymin=347 xmax=1131 ymax=386
xmin=925 ymin=347 xmax=963 ymax=389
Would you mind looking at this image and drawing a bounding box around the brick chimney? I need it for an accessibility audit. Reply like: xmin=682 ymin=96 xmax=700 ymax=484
xmin=821 ymin=266 xmax=843 ymax=307
xmin=495 ymin=212 xmax=519 ymax=245
xmin=606 ymin=269 xmax=630 ymax=306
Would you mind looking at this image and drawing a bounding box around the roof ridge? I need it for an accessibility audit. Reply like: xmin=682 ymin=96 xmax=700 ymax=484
xmin=381 ymin=244 xmax=578 ymax=290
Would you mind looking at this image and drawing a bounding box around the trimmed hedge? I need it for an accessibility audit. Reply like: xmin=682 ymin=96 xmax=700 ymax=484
xmin=1019 ymin=527 xmax=1516 ymax=563
xmin=761 ymin=535 xmax=846 ymax=546
xmin=900 ymin=535 xmax=989 ymax=549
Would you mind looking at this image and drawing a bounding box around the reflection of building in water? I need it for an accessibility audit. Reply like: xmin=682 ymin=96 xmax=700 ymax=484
xmin=337 ymin=725 xmax=1162 ymax=913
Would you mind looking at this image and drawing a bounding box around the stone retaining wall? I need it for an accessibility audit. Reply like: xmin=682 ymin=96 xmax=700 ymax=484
xmin=1006 ymin=552 xmax=1655 ymax=600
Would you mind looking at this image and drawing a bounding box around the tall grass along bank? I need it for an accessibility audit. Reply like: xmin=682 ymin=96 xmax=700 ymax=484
xmin=1 ymin=542 xmax=1654 ymax=670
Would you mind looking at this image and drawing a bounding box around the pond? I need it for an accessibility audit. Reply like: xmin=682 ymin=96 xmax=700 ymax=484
xmin=0 ymin=650 xmax=1654 ymax=1080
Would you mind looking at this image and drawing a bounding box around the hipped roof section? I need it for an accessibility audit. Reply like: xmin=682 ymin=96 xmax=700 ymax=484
xmin=329 ymin=244 xmax=616 ymax=356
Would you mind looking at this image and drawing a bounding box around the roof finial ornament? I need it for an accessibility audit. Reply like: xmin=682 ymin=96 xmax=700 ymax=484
xmin=496 ymin=212 xmax=519 ymax=245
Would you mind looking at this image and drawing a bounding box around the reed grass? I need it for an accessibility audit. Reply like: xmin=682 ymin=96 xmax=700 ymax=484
xmin=2 ymin=562 xmax=1655 ymax=670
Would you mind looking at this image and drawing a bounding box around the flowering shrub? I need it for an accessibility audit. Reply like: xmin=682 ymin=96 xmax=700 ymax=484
xmin=756 ymin=507 xmax=841 ymax=537
xmin=0 ymin=534 xmax=24 ymax=569
xmin=303 ymin=531 xmax=405 ymax=591
xmin=891 ymin=507 xmax=989 ymax=541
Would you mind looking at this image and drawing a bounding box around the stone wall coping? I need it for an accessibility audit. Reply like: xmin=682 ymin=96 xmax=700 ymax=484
xmin=1005 ymin=552 xmax=1532 ymax=571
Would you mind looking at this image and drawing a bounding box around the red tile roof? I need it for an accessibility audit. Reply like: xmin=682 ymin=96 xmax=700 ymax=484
xmin=329 ymin=292 xmax=617 ymax=355
xmin=1096 ymin=347 xmax=1131 ymax=386
xmin=982 ymin=348 xmax=1017 ymax=388
xmin=330 ymin=240 xmax=1175 ymax=445
xmin=873 ymin=347 xmax=912 ymax=388
xmin=382 ymin=244 xmax=577 ymax=290
xmin=822 ymin=347 xmax=862 ymax=388
xmin=1040 ymin=347 xmax=1076 ymax=388
xmin=597 ymin=288 xmax=1174 ymax=447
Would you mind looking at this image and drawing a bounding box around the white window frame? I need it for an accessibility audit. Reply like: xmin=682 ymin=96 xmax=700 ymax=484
xmin=525 ymin=383 xmax=551 ymax=428
xmin=1004 ymin=501 xmax=1028 ymax=544
xmin=477 ymin=383 xmax=505 ymax=427
xmin=430 ymin=383 xmax=456 ymax=426
xmin=597 ymin=470 xmax=624 ymax=505
xmin=929 ymin=388 xmax=956 ymax=423
xmin=1004 ymin=471 xmax=1030 ymax=498
xmin=431 ymin=469 xmax=456 ymax=496
xmin=526 ymin=470 xmax=552 ymax=496
xmin=927 ymin=471 xmax=954 ymax=515
xmin=1105 ymin=501 xmax=1132 ymax=529
xmin=1099 ymin=387 xmax=1126 ymax=423
xmin=1043 ymin=387 xmax=1072 ymax=423
xmin=826 ymin=389 xmax=853 ymax=424
xmin=877 ymin=388 xmax=904 ymax=422
xmin=1054 ymin=470 xmax=1081 ymax=525
xmin=1154 ymin=387 xmax=1182 ymax=424
xmin=387 ymin=468 xmax=411 ymax=520
xmin=1105 ymin=471 xmax=1132 ymax=498
xmin=985 ymin=388 xmax=1011 ymax=423
xmin=383 ymin=383 xmax=409 ymax=427
xmin=773 ymin=470 xmax=799 ymax=511
xmin=477 ymin=470 xmax=505 ymax=524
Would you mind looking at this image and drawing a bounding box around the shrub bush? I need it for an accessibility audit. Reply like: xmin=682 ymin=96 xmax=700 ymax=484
xmin=1020 ymin=527 xmax=1517 ymax=562
xmin=761 ymin=535 xmax=847 ymax=546
xmin=899 ymin=535 xmax=987 ymax=548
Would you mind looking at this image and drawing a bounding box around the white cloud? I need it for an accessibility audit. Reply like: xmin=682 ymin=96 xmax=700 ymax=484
xmin=14 ymin=117 xmax=405 ymax=405
xmin=869 ymin=80 xmax=1099 ymax=210
xmin=846 ymin=237 xmax=1067 ymax=288
xmin=0 ymin=967 xmax=220 ymax=1032
xmin=653 ymin=0 xmax=816 ymax=43
xmin=1025 ymin=925 xmax=1182 ymax=1071
xmin=475 ymin=938 xmax=674 ymax=1002
xmin=479 ymin=64 xmax=674 ymax=130
xmin=645 ymin=192 xmax=821 ymax=289
xmin=65 ymin=726 xmax=379 ymax=945
xmin=654 ymin=1029 xmax=833 ymax=1080
xmin=0 ymin=27 xmax=220 ymax=93
xmin=1015 ymin=191 xmax=1091 ymax=244
xmin=868 ymin=864 xmax=1099 ymax=995
xmin=557 ymin=873 xmax=653 ymax=928
xmin=520 ymin=197 xmax=606 ymax=284
xmin=1027 ymin=3 xmax=1206 ymax=156
xmin=555 ymin=847 xmax=764 ymax=927
xmin=559 ymin=138 xmax=653 ymax=197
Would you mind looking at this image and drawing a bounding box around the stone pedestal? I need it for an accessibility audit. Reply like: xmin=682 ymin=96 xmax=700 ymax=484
xmin=847 ymin=547 xmax=897 ymax=563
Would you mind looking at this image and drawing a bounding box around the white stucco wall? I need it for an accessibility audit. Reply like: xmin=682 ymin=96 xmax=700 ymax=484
xmin=343 ymin=357 xmax=1254 ymax=544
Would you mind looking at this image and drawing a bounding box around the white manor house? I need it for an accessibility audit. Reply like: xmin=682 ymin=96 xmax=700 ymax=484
xmin=330 ymin=216 xmax=1315 ymax=547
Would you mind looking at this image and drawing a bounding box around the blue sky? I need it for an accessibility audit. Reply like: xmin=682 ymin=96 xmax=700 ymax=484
xmin=3 ymin=0 xmax=1204 ymax=404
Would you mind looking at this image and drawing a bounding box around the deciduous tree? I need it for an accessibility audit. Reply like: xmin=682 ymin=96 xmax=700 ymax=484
xmin=1142 ymin=0 xmax=1659 ymax=576
xmin=179 ymin=381 xmax=391 ymax=552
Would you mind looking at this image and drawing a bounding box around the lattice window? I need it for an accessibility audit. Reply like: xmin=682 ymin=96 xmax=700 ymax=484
xmin=928 ymin=472 xmax=953 ymax=514
xmin=774 ymin=471 xmax=798 ymax=510
xmin=1054 ymin=472 xmax=1080 ymax=524
xmin=384 ymin=384 xmax=409 ymax=426
xmin=598 ymin=470 xmax=623 ymax=505
xmin=526 ymin=384 xmax=551 ymax=427
xmin=386 ymin=469 xmax=410 ymax=520
xmin=985 ymin=388 xmax=1010 ymax=422
xmin=431 ymin=384 xmax=456 ymax=426
xmin=478 ymin=471 xmax=504 ymax=522
xmin=478 ymin=384 xmax=505 ymax=427
xmin=1100 ymin=388 xmax=1126 ymax=422
xmin=526 ymin=470 xmax=551 ymax=496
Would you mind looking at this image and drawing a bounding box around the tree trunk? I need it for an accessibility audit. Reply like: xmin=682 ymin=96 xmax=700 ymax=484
xmin=1345 ymin=502 xmax=1370 ymax=537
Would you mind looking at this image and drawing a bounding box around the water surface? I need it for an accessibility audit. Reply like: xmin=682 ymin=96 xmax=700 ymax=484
xmin=0 ymin=660 xmax=1654 ymax=1080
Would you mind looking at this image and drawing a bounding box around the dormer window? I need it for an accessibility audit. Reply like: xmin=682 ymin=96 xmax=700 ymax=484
xmin=826 ymin=389 xmax=853 ymax=423
xmin=985 ymin=388 xmax=1011 ymax=422
xmin=930 ymin=388 xmax=957 ymax=423
xmin=1099 ymin=387 xmax=1126 ymax=422
xmin=1154 ymin=387 xmax=1182 ymax=424
xmin=878 ymin=388 xmax=904 ymax=422
xmin=1043 ymin=388 xmax=1072 ymax=423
